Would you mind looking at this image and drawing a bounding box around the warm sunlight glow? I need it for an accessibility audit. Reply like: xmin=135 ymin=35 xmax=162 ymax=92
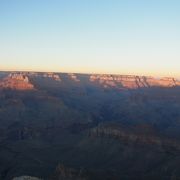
xmin=0 ymin=0 xmax=180 ymax=77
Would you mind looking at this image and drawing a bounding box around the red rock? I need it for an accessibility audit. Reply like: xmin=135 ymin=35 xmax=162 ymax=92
xmin=0 ymin=73 xmax=34 ymax=90
xmin=89 ymin=74 xmax=180 ymax=89
xmin=68 ymin=73 xmax=80 ymax=82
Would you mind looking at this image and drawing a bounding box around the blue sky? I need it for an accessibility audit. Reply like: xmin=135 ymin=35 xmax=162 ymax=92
xmin=0 ymin=0 xmax=180 ymax=77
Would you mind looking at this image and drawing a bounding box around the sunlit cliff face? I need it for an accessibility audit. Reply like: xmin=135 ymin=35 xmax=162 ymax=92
xmin=90 ymin=75 xmax=180 ymax=89
xmin=0 ymin=73 xmax=34 ymax=90
xmin=0 ymin=72 xmax=180 ymax=91
xmin=43 ymin=73 xmax=61 ymax=81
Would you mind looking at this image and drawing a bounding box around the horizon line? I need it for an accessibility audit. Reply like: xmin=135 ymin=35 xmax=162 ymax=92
xmin=0 ymin=68 xmax=180 ymax=79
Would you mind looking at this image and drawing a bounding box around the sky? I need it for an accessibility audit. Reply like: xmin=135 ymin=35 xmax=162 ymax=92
xmin=0 ymin=0 xmax=180 ymax=77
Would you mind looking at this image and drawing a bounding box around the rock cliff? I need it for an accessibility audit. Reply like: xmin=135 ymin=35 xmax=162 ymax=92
xmin=90 ymin=74 xmax=180 ymax=89
xmin=43 ymin=73 xmax=61 ymax=81
xmin=0 ymin=73 xmax=34 ymax=90
xmin=0 ymin=72 xmax=180 ymax=90
xmin=68 ymin=73 xmax=80 ymax=82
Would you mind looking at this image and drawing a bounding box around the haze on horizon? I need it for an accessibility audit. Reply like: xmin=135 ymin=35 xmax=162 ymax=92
xmin=0 ymin=0 xmax=180 ymax=78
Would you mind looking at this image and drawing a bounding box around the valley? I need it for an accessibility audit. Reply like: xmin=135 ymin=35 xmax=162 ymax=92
xmin=0 ymin=72 xmax=180 ymax=179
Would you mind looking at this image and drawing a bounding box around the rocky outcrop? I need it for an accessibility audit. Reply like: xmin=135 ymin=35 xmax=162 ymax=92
xmin=1 ymin=72 xmax=179 ymax=90
xmin=90 ymin=75 xmax=180 ymax=89
xmin=43 ymin=73 xmax=61 ymax=81
xmin=68 ymin=73 xmax=80 ymax=82
xmin=0 ymin=73 xmax=34 ymax=90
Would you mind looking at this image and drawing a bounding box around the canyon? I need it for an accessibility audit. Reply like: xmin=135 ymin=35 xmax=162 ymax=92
xmin=90 ymin=74 xmax=180 ymax=89
xmin=0 ymin=72 xmax=180 ymax=90
xmin=0 ymin=73 xmax=34 ymax=90
xmin=0 ymin=71 xmax=180 ymax=179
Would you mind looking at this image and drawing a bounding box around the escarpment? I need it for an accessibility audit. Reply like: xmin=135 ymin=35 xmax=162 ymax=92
xmin=0 ymin=72 xmax=180 ymax=90
xmin=90 ymin=74 xmax=180 ymax=89
xmin=0 ymin=73 xmax=34 ymax=90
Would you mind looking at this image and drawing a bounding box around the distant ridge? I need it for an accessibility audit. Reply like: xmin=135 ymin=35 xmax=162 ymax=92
xmin=0 ymin=71 xmax=180 ymax=90
xmin=0 ymin=73 xmax=34 ymax=90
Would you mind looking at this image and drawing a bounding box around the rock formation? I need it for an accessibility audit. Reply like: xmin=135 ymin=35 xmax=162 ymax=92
xmin=0 ymin=72 xmax=180 ymax=90
xmin=43 ymin=73 xmax=61 ymax=81
xmin=90 ymin=74 xmax=180 ymax=89
xmin=68 ymin=73 xmax=80 ymax=82
xmin=0 ymin=73 xmax=34 ymax=90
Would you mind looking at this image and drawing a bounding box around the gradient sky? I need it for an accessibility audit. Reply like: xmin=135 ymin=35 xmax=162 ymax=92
xmin=0 ymin=0 xmax=180 ymax=77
